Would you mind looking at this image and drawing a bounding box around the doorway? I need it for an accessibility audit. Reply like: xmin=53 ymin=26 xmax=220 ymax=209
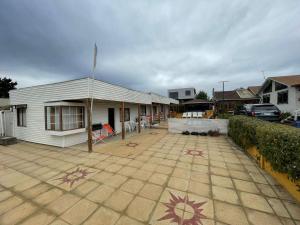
xmin=108 ymin=108 xmax=115 ymax=130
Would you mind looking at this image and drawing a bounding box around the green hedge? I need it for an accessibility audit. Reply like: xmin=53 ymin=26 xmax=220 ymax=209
xmin=229 ymin=116 xmax=300 ymax=181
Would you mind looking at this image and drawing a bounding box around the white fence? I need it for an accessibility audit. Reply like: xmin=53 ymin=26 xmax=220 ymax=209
xmin=168 ymin=118 xmax=229 ymax=134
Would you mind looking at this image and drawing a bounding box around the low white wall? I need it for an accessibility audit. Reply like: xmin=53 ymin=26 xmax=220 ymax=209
xmin=168 ymin=118 xmax=229 ymax=134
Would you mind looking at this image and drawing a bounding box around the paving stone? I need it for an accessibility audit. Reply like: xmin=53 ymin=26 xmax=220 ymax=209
xmin=105 ymin=174 xmax=128 ymax=188
xmin=239 ymin=192 xmax=273 ymax=213
xmin=91 ymin=171 xmax=114 ymax=183
xmin=168 ymin=177 xmax=189 ymax=191
xmin=211 ymin=175 xmax=234 ymax=188
xmin=155 ymin=165 xmax=173 ymax=175
xmin=245 ymin=208 xmax=282 ymax=225
xmin=188 ymin=180 xmax=211 ymax=198
xmin=22 ymin=183 xmax=52 ymax=198
xmin=61 ymin=199 xmax=97 ymax=225
xmin=132 ymin=170 xmax=153 ymax=181
xmin=214 ymin=200 xmax=249 ymax=225
xmin=212 ymin=186 xmax=239 ymax=205
xmin=49 ymin=219 xmax=70 ymax=225
xmin=118 ymin=166 xmax=137 ymax=176
xmin=105 ymin=164 xmax=123 ymax=173
xmin=256 ymin=183 xmax=277 ymax=197
xmin=121 ymin=179 xmax=144 ymax=194
xmin=0 ymin=196 xmax=23 ymax=215
xmin=47 ymin=193 xmax=81 ymax=215
xmin=149 ymin=173 xmax=168 ymax=185
xmin=83 ymin=207 xmax=120 ymax=225
xmin=73 ymin=180 xmax=99 ymax=196
xmin=126 ymin=196 xmax=156 ymax=222
xmin=13 ymin=178 xmax=41 ymax=192
xmin=139 ymin=183 xmax=163 ymax=200
xmin=34 ymin=188 xmax=63 ymax=206
xmin=190 ymin=171 xmax=210 ymax=184
xmin=267 ymin=198 xmax=290 ymax=218
xmin=87 ymin=184 xmax=115 ymax=203
xmin=0 ymin=202 xmax=37 ymax=225
xmin=0 ymin=191 xmax=12 ymax=202
xmin=116 ymin=215 xmax=145 ymax=225
xmin=233 ymin=179 xmax=259 ymax=194
xmin=230 ymin=170 xmax=252 ymax=181
xmin=105 ymin=190 xmax=134 ymax=212
xmin=284 ymin=201 xmax=300 ymax=220
xmin=19 ymin=211 xmax=56 ymax=225
xmin=210 ymin=167 xmax=230 ymax=177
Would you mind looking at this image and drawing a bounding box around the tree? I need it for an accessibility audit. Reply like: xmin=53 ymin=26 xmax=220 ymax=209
xmin=0 ymin=77 xmax=17 ymax=98
xmin=195 ymin=90 xmax=208 ymax=100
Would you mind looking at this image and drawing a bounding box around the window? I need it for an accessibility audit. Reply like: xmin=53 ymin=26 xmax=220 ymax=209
xmin=277 ymin=91 xmax=288 ymax=104
xmin=185 ymin=90 xmax=191 ymax=96
xmin=263 ymin=81 xmax=272 ymax=93
xmin=140 ymin=105 xmax=146 ymax=116
xmin=17 ymin=108 xmax=26 ymax=127
xmin=169 ymin=92 xmax=178 ymax=99
xmin=45 ymin=106 xmax=85 ymax=131
xmin=262 ymin=94 xmax=270 ymax=103
xmin=275 ymin=82 xmax=287 ymax=91
xmin=120 ymin=108 xmax=130 ymax=122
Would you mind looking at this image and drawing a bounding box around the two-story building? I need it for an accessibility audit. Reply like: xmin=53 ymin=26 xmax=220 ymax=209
xmin=168 ymin=88 xmax=196 ymax=103
xmin=258 ymin=75 xmax=300 ymax=113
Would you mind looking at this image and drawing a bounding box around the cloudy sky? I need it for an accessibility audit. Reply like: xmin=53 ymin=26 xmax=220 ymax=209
xmin=0 ymin=0 xmax=299 ymax=96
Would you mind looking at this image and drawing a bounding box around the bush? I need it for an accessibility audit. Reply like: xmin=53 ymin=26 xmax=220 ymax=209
xmin=229 ymin=116 xmax=300 ymax=181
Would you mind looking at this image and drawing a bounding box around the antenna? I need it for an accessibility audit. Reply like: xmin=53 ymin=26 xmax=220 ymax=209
xmin=261 ymin=70 xmax=266 ymax=80
xmin=218 ymin=81 xmax=229 ymax=101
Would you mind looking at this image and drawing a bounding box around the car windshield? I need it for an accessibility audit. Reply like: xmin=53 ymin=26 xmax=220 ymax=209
xmin=253 ymin=105 xmax=278 ymax=111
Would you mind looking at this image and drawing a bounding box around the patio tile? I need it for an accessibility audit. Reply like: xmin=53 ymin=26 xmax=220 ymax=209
xmin=105 ymin=190 xmax=134 ymax=212
xmin=0 ymin=191 xmax=12 ymax=202
xmin=0 ymin=196 xmax=23 ymax=215
xmin=187 ymin=193 xmax=214 ymax=219
xmin=49 ymin=219 xmax=70 ymax=225
xmin=267 ymin=198 xmax=290 ymax=218
xmin=87 ymin=184 xmax=115 ymax=203
xmin=155 ymin=165 xmax=173 ymax=175
xmin=126 ymin=196 xmax=156 ymax=222
xmin=118 ymin=166 xmax=137 ymax=176
xmin=105 ymin=164 xmax=123 ymax=173
xmin=105 ymin=174 xmax=128 ymax=188
xmin=172 ymin=168 xmax=191 ymax=179
xmin=139 ymin=183 xmax=163 ymax=200
xmin=91 ymin=171 xmax=113 ymax=183
xmin=116 ymin=215 xmax=145 ymax=225
xmin=19 ymin=211 xmax=56 ymax=225
xmin=132 ymin=170 xmax=153 ymax=181
xmin=214 ymin=200 xmax=249 ymax=225
xmin=83 ymin=207 xmax=120 ymax=225
xmin=188 ymin=180 xmax=211 ymax=198
xmin=245 ymin=208 xmax=282 ymax=225
xmin=229 ymin=170 xmax=252 ymax=181
xmin=73 ymin=180 xmax=99 ymax=196
xmin=210 ymin=167 xmax=230 ymax=177
xmin=212 ymin=185 xmax=239 ymax=205
xmin=168 ymin=177 xmax=189 ymax=191
xmin=61 ymin=198 xmax=97 ymax=225
xmin=211 ymin=175 xmax=234 ymax=188
xmin=34 ymin=188 xmax=63 ymax=206
xmin=0 ymin=202 xmax=37 ymax=225
xmin=284 ymin=201 xmax=300 ymax=220
xmin=239 ymin=192 xmax=273 ymax=213
xmin=233 ymin=179 xmax=259 ymax=194
xmin=149 ymin=173 xmax=168 ymax=185
xmin=121 ymin=179 xmax=145 ymax=194
xmin=190 ymin=171 xmax=210 ymax=184
xmin=256 ymin=183 xmax=277 ymax=198
xmin=47 ymin=193 xmax=81 ymax=215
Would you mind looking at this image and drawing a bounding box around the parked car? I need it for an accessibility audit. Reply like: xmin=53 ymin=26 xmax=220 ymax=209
xmin=234 ymin=104 xmax=253 ymax=115
xmin=281 ymin=109 xmax=300 ymax=128
xmin=247 ymin=104 xmax=281 ymax=122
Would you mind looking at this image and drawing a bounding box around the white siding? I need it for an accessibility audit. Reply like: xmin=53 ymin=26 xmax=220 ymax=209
xmin=168 ymin=88 xmax=196 ymax=100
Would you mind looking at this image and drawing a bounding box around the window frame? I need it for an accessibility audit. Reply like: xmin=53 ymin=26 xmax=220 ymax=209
xmin=17 ymin=107 xmax=27 ymax=127
xmin=140 ymin=105 xmax=147 ymax=116
xmin=277 ymin=90 xmax=289 ymax=104
xmin=45 ymin=105 xmax=85 ymax=131
xmin=262 ymin=94 xmax=270 ymax=103
xmin=185 ymin=90 xmax=191 ymax=96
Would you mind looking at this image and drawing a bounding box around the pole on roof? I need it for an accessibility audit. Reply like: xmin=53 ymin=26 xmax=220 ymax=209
xmin=138 ymin=103 xmax=141 ymax=133
xmin=149 ymin=104 xmax=153 ymax=128
xmin=87 ymin=99 xmax=93 ymax=153
xmin=121 ymin=102 xmax=125 ymax=140
xmin=219 ymin=81 xmax=229 ymax=113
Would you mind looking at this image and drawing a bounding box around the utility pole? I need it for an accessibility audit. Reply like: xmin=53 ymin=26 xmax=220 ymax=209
xmin=218 ymin=81 xmax=229 ymax=113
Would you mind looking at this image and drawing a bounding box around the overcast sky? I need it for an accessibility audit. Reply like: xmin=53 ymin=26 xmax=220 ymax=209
xmin=0 ymin=0 xmax=299 ymax=96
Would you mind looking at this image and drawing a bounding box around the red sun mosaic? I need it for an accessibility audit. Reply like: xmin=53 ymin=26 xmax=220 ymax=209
xmin=55 ymin=167 xmax=93 ymax=188
xmin=185 ymin=150 xmax=204 ymax=157
xmin=158 ymin=192 xmax=206 ymax=225
xmin=126 ymin=142 xmax=139 ymax=148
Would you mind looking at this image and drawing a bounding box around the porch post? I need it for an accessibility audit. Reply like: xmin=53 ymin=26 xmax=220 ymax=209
xmin=158 ymin=104 xmax=161 ymax=123
xmin=121 ymin=102 xmax=125 ymax=140
xmin=149 ymin=104 xmax=153 ymax=128
xmin=138 ymin=103 xmax=141 ymax=133
xmin=86 ymin=98 xmax=93 ymax=153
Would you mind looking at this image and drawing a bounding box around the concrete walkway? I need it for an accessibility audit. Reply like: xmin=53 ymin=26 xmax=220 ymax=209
xmin=0 ymin=130 xmax=299 ymax=225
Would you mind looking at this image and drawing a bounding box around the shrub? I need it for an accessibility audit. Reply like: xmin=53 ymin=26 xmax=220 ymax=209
xmin=229 ymin=116 xmax=300 ymax=181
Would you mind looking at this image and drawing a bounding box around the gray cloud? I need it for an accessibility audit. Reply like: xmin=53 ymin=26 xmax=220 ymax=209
xmin=0 ymin=0 xmax=299 ymax=96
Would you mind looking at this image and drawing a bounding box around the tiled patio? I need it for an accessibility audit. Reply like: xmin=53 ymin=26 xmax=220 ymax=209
xmin=0 ymin=129 xmax=299 ymax=225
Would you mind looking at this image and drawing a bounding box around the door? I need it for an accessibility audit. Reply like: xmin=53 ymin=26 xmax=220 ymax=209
xmin=108 ymin=108 xmax=115 ymax=130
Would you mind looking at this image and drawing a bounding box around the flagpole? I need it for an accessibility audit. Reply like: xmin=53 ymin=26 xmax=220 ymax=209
xmin=91 ymin=43 xmax=97 ymax=115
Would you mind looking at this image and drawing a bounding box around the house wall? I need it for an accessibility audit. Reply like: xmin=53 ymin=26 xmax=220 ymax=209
xmin=261 ymin=80 xmax=300 ymax=113
xmin=168 ymin=88 xmax=196 ymax=100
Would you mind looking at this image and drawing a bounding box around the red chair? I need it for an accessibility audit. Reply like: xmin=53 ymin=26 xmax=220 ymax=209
xmin=92 ymin=129 xmax=107 ymax=144
xmin=102 ymin=124 xmax=116 ymax=136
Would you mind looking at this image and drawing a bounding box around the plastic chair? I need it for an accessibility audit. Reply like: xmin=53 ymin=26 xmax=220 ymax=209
xmin=192 ymin=112 xmax=197 ymax=118
xmin=187 ymin=112 xmax=192 ymax=118
xmin=92 ymin=129 xmax=107 ymax=144
xmin=103 ymin=123 xmax=116 ymax=136
xmin=182 ymin=112 xmax=187 ymax=118
xmin=197 ymin=112 xmax=203 ymax=118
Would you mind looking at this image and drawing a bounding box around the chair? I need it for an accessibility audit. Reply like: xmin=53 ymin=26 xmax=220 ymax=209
xmin=192 ymin=112 xmax=197 ymax=118
xmin=187 ymin=112 xmax=192 ymax=118
xmin=92 ymin=129 xmax=107 ymax=144
xmin=197 ymin=112 xmax=203 ymax=118
xmin=182 ymin=112 xmax=187 ymax=118
xmin=102 ymin=124 xmax=116 ymax=136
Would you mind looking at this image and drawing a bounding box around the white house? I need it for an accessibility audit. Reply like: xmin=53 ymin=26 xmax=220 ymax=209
xmin=258 ymin=75 xmax=300 ymax=113
xmin=168 ymin=87 xmax=196 ymax=103
xmin=9 ymin=78 xmax=178 ymax=147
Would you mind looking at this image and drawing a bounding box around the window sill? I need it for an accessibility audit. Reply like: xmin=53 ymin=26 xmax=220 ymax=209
xmin=46 ymin=128 xmax=86 ymax=136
